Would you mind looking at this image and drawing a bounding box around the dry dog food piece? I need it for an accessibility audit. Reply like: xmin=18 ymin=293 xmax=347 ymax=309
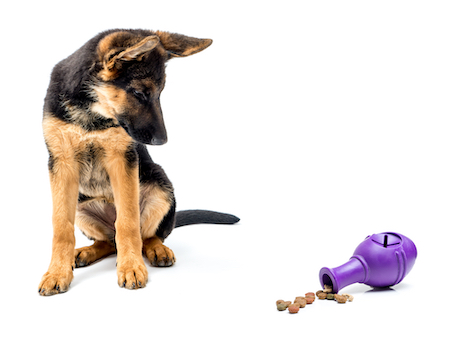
xmin=305 ymin=292 xmax=315 ymax=298
xmin=342 ymin=293 xmax=354 ymax=302
xmin=305 ymin=297 xmax=315 ymax=304
xmin=317 ymin=292 xmax=327 ymax=300
xmin=334 ymin=294 xmax=347 ymax=304
xmin=323 ymin=285 xmax=333 ymax=293
xmin=276 ymin=300 xmax=292 ymax=311
xmin=277 ymin=302 xmax=289 ymax=311
xmin=326 ymin=293 xmax=335 ymax=300
xmin=292 ymin=298 xmax=306 ymax=308
xmin=298 ymin=298 xmax=307 ymax=308
xmin=316 ymin=290 xmax=324 ymax=296
xmin=288 ymin=304 xmax=300 ymax=314
xmin=294 ymin=296 xmax=305 ymax=304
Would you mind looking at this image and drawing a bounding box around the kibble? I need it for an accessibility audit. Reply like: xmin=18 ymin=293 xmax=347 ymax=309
xmin=305 ymin=293 xmax=315 ymax=304
xmin=277 ymin=302 xmax=288 ymax=311
xmin=288 ymin=304 xmax=300 ymax=314
xmin=297 ymin=298 xmax=307 ymax=308
xmin=334 ymin=294 xmax=347 ymax=304
xmin=342 ymin=293 xmax=354 ymax=302
xmin=323 ymin=285 xmax=333 ymax=293
xmin=276 ymin=288 xmax=354 ymax=314
xmin=317 ymin=292 xmax=327 ymax=300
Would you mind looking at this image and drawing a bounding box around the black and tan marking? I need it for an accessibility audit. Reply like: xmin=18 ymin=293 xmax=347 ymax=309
xmin=38 ymin=29 xmax=238 ymax=296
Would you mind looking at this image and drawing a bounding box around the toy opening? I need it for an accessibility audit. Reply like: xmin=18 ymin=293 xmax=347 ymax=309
xmin=322 ymin=274 xmax=333 ymax=290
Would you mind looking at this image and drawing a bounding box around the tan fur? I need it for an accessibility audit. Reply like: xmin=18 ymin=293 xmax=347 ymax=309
xmin=39 ymin=115 xmax=149 ymax=293
xmin=102 ymin=142 xmax=148 ymax=288
xmin=75 ymin=240 xmax=116 ymax=267
xmin=140 ymin=183 xmax=173 ymax=240
xmin=156 ymin=31 xmax=212 ymax=57
xmin=76 ymin=199 xmax=116 ymax=241
xmin=39 ymin=118 xmax=80 ymax=295
xmin=91 ymin=84 xmax=127 ymax=119
xmin=143 ymin=236 xmax=176 ymax=267
xmin=98 ymin=33 xmax=160 ymax=81
xmin=97 ymin=31 xmax=125 ymax=62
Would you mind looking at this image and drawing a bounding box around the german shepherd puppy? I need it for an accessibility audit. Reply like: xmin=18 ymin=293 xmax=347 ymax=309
xmin=38 ymin=29 xmax=239 ymax=296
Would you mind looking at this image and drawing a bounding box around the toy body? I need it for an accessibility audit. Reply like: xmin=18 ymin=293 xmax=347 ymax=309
xmin=319 ymin=232 xmax=417 ymax=293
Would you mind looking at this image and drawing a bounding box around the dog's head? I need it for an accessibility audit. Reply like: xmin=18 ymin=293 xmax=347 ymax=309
xmin=92 ymin=30 xmax=212 ymax=145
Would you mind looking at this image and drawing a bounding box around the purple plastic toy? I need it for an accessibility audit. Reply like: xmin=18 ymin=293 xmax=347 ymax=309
xmin=319 ymin=232 xmax=417 ymax=293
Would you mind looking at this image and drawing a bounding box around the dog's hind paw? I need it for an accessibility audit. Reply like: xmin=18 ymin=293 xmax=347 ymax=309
xmin=75 ymin=241 xmax=116 ymax=268
xmin=143 ymin=237 xmax=176 ymax=267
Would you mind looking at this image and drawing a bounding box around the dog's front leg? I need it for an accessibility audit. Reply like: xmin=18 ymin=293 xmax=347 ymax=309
xmin=105 ymin=150 xmax=148 ymax=289
xmin=38 ymin=154 xmax=79 ymax=296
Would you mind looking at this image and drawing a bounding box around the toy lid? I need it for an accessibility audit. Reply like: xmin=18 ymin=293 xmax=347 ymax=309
xmin=370 ymin=233 xmax=401 ymax=247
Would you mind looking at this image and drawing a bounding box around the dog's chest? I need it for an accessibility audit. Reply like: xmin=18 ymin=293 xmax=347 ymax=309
xmin=78 ymin=143 xmax=113 ymax=199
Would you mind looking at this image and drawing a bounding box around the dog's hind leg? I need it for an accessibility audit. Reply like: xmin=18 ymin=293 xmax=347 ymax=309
xmin=74 ymin=200 xmax=117 ymax=267
xmin=75 ymin=241 xmax=116 ymax=268
xmin=143 ymin=237 xmax=176 ymax=267
xmin=140 ymin=182 xmax=176 ymax=267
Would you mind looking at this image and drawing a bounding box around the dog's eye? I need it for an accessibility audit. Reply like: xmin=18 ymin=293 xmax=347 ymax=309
xmin=132 ymin=89 xmax=147 ymax=102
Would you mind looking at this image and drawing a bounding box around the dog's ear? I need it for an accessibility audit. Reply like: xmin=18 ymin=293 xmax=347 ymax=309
xmin=105 ymin=35 xmax=160 ymax=71
xmin=156 ymin=31 xmax=212 ymax=58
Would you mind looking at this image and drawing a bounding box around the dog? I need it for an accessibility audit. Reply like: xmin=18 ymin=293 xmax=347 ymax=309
xmin=38 ymin=29 xmax=239 ymax=296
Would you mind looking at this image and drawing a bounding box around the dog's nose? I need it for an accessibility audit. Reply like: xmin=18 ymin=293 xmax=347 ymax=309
xmin=150 ymin=137 xmax=167 ymax=145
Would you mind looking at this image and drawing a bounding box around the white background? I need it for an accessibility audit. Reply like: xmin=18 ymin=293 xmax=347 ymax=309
xmin=1 ymin=0 xmax=448 ymax=336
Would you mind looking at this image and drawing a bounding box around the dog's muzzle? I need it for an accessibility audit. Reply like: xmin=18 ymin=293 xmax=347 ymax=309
xmin=118 ymin=119 xmax=167 ymax=145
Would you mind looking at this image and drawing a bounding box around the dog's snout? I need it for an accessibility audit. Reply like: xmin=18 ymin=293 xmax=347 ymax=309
xmin=150 ymin=136 xmax=167 ymax=145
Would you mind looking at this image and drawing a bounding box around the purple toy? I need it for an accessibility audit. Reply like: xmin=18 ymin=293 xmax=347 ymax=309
xmin=319 ymin=232 xmax=417 ymax=293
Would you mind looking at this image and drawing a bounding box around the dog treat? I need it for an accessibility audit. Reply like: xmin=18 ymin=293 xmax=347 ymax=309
xmin=288 ymin=304 xmax=300 ymax=314
xmin=294 ymin=296 xmax=305 ymax=303
xmin=334 ymin=294 xmax=347 ymax=304
xmin=297 ymin=298 xmax=307 ymax=308
xmin=305 ymin=293 xmax=315 ymax=303
xmin=317 ymin=292 xmax=327 ymax=300
xmin=323 ymin=285 xmax=333 ymax=293
xmin=277 ymin=302 xmax=289 ymax=311
xmin=342 ymin=293 xmax=354 ymax=302
xmin=276 ymin=289 xmax=354 ymax=313
xmin=326 ymin=293 xmax=335 ymax=300
xmin=277 ymin=300 xmax=292 ymax=311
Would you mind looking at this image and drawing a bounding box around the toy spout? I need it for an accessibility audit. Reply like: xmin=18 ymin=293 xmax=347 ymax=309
xmin=320 ymin=257 xmax=367 ymax=293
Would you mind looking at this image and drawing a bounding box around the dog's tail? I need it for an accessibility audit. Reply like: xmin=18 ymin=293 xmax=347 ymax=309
xmin=174 ymin=210 xmax=240 ymax=228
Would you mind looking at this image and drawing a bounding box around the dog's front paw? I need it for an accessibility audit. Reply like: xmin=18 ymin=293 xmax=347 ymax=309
xmin=117 ymin=256 xmax=148 ymax=289
xmin=38 ymin=268 xmax=73 ymax=296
